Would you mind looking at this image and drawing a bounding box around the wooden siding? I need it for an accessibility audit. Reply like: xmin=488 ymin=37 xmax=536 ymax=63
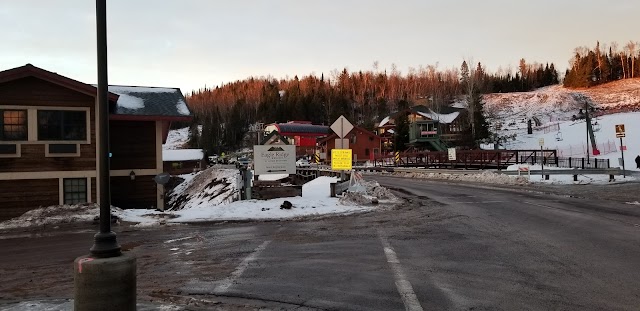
xmin=0 ymin=76 xmax=97 ymax=173
xmin=111 ymin=176 xmax=157 ymax=209
xmin=0 ymin=77 xmax=95 ymax=105
xmin=324 ymin=129 xmax=382 ymax=163
xmin=0 ymin=144 xmax=96 ymax=172
xmin=110 ymin=120 xmax=156 ymax=170
xmin=0 ymin=179 xmax=58 ymax=221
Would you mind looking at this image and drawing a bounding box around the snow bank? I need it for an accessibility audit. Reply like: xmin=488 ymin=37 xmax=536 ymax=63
xmin=166 ymin=167 xmax=239 ymax=210
xmin=382 ymin=170 xmax=531 ymax=186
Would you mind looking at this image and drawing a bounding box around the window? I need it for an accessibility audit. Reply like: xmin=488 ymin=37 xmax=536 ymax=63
xmin=0 ymin=110 xmax=27 ymax=141
xmin=38 ymin=110 xmax=86 ymax=141
xmin=365 ymin=148 xmax=370 ymax=156
xmin=64 ymin=178 xmax=87 ymax=204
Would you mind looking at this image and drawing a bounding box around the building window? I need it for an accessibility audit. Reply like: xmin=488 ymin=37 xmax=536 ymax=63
xmin=0 ymin=110 xmax=27 ymax=141
xmin=350 ymin=134 xmax=357 ymax=144
xmin=365 ymin=148 xmax=370 ymax=156
xmin=38 ymin=110 xmax=87 ymax=141
xmin=64 ymin=178 xmax=87 ymax=205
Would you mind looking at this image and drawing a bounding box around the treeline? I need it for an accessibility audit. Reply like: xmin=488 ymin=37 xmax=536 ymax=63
xmin=187 ymin=60 xmax=558 ymax=152
xmin=564 ymin=41 xmax=640 ymax=88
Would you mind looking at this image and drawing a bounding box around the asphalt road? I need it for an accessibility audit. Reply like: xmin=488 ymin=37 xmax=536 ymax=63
xmin=1 ymin=177 xmax=639 ymax=310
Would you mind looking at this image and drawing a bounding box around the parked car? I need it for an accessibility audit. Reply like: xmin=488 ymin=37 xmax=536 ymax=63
xmin=296 ymin=158 xmax=311 ymax=168
xmin=236 ymin=156 xmax=250 ymax=168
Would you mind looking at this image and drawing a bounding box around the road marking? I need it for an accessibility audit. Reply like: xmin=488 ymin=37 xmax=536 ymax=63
xmin=214 ymin=240 xmax=271 ymax=293
xmin=378 ymin=231 xmax=424 ymax=311
xmin=452 ymin=200 xmax=505 ymax=204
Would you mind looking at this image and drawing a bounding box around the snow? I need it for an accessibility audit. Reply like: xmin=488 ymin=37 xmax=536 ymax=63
xmin=106 ymin=85 xmax=181 ymax=111
xmin=176 ymin=99 xmax=190 ymax=115
xmin=162 ymin=149 xmax=203 ymax=161
xmin=0 ymin=172 xmax=398 ymax=229
xmin=166 ymin=168 xmax=239 ymax=210
xmin=492 ymin=111 xmax=640 ymax=172
xmin=504 ymin=164 xmax=636 ymax=185
xmin=417 ymin=110 xmax=460 ymax=124
xmin=114 ymin=93 xmax=144 ymax=109
xmin=163 ymin=127 xmax=190 ymax=150
xmin=378 ymin=116 xmax=390 ymax=127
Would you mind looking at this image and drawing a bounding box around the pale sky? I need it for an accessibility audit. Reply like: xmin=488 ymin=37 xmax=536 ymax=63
xmin=1 ymin=0 xmax=638 ymax=93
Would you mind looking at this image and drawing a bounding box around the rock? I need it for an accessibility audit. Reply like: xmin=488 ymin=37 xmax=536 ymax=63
xmin=280 ymin=201 xmax=293 ymax=209
xmin=371 ymin=198 xmax=379 ymax=205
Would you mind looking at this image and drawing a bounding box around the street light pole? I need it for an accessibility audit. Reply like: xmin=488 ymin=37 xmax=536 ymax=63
xmin=585 ymin=101 xmax=590 ymax=165
xmin=90 ymin=0 xmax=120 ymax=258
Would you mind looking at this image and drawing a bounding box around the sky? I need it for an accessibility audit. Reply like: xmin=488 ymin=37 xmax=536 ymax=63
xmin=1 ymin=0 xmax=639 ymax=93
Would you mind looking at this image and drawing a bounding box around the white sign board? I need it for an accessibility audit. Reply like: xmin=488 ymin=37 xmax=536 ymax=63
xmin=253 ymin=145 xmax=296 ymax=175
xmin=538 ymin=138 xmax=544 ymax=146
xmin=330 ymin=115 xmax=354 ymax=139
xmin=447 ymin=148 xmax=456 ymax=161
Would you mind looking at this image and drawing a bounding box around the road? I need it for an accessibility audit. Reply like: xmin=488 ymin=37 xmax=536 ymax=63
xmin=1 ymin=177 xmax=639 ymax=310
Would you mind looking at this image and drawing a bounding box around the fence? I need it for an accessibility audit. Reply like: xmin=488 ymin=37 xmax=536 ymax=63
xmin=536 ymin=122 xmax=560 ymax=134
xmin=555 ymin=139 xmax=618 ymax=157
xmin=518 ymin=155 xmax=609 ymax=169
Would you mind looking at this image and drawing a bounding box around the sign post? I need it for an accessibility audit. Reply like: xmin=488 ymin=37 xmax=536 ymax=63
xmin=330 ymin=116 xmax=354 ymax=181
xmin=615 ymin=124 xmax=626 ymax=178
xmin=539 ymin=138 xmax=544 ymax=178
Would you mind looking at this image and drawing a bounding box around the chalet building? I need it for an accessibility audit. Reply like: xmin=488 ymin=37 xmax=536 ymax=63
xmin=263 ymin=121 xmax=329 ymax=156
xmin=376 ymin=105 xmax=466 ymax=152
xmin=0 ymin=64 xmax=192 ymax=220
xmin=318 ymin=125 xmax=382 ymax=164
xmin=162 ymin=149 xmax=205 ymax=175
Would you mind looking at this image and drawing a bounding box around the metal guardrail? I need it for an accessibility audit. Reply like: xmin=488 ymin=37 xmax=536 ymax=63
xmin=500 ymin=168 xmax=623 ymax=176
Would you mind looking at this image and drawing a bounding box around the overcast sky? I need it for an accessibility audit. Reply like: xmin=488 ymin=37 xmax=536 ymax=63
xmin=1 ymin=0 xmax=638 ymax=93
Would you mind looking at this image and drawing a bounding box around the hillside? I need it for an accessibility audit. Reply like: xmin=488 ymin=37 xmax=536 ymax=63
xmin=484 ymin=78 xmax=640 ymax=124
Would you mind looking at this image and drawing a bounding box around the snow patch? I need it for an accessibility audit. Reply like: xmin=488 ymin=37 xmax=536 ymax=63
xmin=176 ymin=99 xmax=190 ymax=115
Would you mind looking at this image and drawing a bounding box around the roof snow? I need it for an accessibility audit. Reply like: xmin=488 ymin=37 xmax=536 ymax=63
xmin=104 ymin=85 xmax=192 ymax=117
xmin=176 ymin=99 xmax=190 ymax=115
xmin=163 ymin=149 xmax=204 ymax=161
xmin=378 ymin=116 xmax=390 ymax=127
xmin=417 ymin=110 xmax=460 ymax=124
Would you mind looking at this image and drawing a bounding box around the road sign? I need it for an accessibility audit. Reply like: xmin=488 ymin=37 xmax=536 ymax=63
xmin=447 ymin=148 xmax=457 ymax=161
xmin=253 ymin=145 xmax=296 ymax=175
xmin=615 ymin=124 xmax=626 ymax=138
xmin=331 ymin=149 xmax=352 ymax=170
xmin=314 ymin=153 xmax=320 ymax=164
xmin=538 ymin=138 xmax=544 ymax=146
xmin=335 ymin=138 xmax=349 ymax=149
xmin=330 ymin=115 xmax=354 ymax=139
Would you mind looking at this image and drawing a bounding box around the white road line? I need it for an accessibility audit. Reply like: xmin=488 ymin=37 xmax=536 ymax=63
xmin=214 ymin=240 xmax=271 ymax=293
xmin=452 ymin=200 xmax=505 ymax=204
xmin=378 ymin=231 xmax=424 ymax=311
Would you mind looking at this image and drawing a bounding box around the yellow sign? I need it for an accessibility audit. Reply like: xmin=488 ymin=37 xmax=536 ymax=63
xmin=331 ymin=149 xmax=352 ymax=170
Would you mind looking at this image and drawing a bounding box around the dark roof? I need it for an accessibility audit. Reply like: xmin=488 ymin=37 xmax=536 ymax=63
xmin=105 ymin=85 xmax=192 ymax=118
xmin=0 ymin=64 xmax=192 ymax=121
xmin=275 ymin=123 xmax=329 ymax=135
xmin=0 ymin=64 xmax=119 ymax=102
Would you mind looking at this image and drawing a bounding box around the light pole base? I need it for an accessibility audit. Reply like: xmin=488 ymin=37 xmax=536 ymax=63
xmin=74 ymin=253 xmax=136 ymax=311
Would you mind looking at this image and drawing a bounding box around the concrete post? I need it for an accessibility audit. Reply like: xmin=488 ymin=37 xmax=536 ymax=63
xmin=74 ymin=253 xmax=136 ymax=311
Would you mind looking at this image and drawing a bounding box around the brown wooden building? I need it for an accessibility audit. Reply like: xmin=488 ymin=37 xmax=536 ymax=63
xmin=0 ymin=64 xmax=192 ymax=220
xmin=162 ymin=149 xmax=205 ymax=175
xmin=318 ymin=125 xmax=382 ymax=164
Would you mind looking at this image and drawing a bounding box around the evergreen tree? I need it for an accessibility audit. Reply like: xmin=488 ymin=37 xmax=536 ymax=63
xmin=394 ymin=100 xmax=410 ymax=151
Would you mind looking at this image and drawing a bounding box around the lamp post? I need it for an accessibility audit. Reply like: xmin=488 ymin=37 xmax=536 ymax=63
xmin=90 ymin=0 xmax=120 ymax=258
xmin=74 ymin=2 xmax=136 ymax=310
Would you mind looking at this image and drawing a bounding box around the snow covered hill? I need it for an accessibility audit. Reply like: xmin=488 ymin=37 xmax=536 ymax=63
xmin=484 ymin=79 xmax=640 ymax=123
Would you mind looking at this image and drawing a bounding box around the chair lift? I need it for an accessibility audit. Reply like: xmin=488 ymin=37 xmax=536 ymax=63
xmin=555 ymin=131 xmax=563 ymax=141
